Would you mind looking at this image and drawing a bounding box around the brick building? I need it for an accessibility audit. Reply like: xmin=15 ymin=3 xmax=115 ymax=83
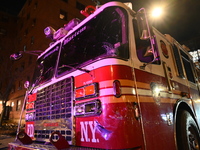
xmin=0 ymin=0 xmax=103 ymax=125
xmin=0 ymin=11 xmax=17 ymax=121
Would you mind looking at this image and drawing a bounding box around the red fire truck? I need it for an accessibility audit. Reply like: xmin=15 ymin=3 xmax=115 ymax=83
xmin=9 ymin=1 xmax=200 ymax=150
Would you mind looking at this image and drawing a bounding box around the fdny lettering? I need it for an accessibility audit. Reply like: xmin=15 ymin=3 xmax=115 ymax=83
xmin=80 ymin=121 xmax=99 ymax=143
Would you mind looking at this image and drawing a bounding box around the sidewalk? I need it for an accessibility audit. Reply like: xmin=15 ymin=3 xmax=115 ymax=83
xmin=0 ymin=135 xmax=15 ymax=149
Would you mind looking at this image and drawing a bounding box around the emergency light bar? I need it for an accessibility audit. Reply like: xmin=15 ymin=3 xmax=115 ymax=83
xmin=44 ymin=26 xmax=55 ymax=40
xmin=44 ymin=18 xmax=81 ymax=41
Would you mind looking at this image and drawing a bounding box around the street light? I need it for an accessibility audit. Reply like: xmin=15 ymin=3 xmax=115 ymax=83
xmin=10 ymin=50 xmax=43 ymax=61
xmin=151 ymin=7 xmax=163 ymax=18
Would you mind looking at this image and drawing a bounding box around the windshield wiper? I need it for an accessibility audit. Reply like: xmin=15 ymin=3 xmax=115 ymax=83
xmin=59 ymin=64 xmax=90 ymax=73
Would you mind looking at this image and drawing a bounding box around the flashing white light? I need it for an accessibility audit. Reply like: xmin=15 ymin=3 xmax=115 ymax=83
xmin=152 ymin=7 xmax=163 ymax=18
xmin=154 ymin=87 xmax=161 ymax=94
xmin=124 ymin=2 xmax=132 ymax=10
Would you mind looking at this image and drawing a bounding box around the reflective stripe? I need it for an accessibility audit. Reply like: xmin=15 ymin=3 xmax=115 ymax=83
xmin=99 ymin=87 xmax=136 ymax=96
xmin=99 ymin=80 xmax=182 ymax=100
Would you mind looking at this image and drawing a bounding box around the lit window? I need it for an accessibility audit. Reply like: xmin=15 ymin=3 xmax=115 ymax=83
xmin=60 ymin=9 xmax=67 ymax=20
xmin=16 ymin=100 xmax=21 ymax=111
xmin=11 ymin=102 xmax=14 ymax=107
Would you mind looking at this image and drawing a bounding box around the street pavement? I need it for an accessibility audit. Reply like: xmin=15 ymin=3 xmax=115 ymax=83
xmin=0 ymin=135 xmax=15 ymax=150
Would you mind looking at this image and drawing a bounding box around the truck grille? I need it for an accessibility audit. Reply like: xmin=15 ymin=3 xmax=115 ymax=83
xmin=34 ymin=77 xmax=73 ymax=143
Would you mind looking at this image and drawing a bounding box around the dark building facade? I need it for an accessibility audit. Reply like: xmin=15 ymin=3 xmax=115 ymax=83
xmin=0 ymin=11 xmax=18 ymax=121
xmin=0 ymin=0 xmax=102 ymax=124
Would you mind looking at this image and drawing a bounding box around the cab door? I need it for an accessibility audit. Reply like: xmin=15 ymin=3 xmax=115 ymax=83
xmin=130 ymin=9 xmax=187 ymax=150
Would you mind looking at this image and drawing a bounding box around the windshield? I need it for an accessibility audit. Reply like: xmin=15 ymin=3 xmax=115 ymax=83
xmin=31 ymin=44 xmax=60 ymax=86
xmin=31 ymin=6 xmax=129 ymax=87
xmin=57 ymin=7 xmax=129 ymax=75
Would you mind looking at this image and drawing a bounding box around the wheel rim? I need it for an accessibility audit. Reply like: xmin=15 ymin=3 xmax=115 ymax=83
xmin=188 ymin=126 xmax=199 ymax=150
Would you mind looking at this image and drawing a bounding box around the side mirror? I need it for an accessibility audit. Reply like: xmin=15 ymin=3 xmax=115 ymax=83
xmin=136 ymin=8 xmax=160 ymax=69
xmin=136 ymin=8 xmax=150 ymax=40
xmin=10 ymin=50 xmax=43 ymax=61
xmin=24 ymin=81 xmax=30 ymax=89
xmin=10 ymin=52 xmax=23 ymax=60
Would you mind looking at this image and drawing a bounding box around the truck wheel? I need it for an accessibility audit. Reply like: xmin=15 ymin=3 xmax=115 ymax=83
xmin=176 ymin=110 xmax=200 ymax=150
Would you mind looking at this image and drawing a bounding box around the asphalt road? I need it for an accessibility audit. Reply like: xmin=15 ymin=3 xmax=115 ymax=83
xmin=0 ymin=135 xmax=15 ymax=150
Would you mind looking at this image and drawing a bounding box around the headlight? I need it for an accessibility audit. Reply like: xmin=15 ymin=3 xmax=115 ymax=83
xmin=74 ymin=99 xmax=101 ymax=117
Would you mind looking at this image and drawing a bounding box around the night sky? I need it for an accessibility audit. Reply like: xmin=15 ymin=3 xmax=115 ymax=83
xmin=150 ymin=0 xmax=200 ymax=42
xmin=130 ymin=0 xmax=200 ymax=43
xmin=0 ymin=0 xmax=200 ymax=45
xmin=0 ymin=0 xmax=26 ymax=15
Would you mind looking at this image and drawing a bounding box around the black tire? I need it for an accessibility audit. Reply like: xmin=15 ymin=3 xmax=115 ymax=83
xmin=176 ymin=110 xmax=200 ymax=150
